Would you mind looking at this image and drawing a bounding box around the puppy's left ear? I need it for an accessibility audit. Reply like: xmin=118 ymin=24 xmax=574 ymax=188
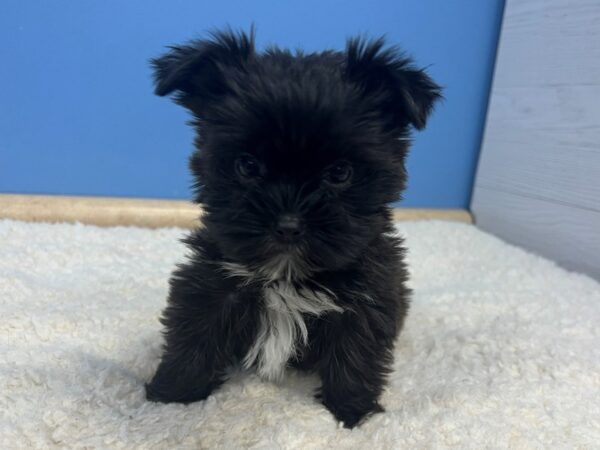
xmin=151 ymin=29 xmax=255 ymax=114
xmin=344 ymin=37 xmax=442 ymax=131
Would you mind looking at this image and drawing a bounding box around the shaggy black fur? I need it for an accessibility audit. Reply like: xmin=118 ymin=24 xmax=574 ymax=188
xmin=145 ymin=29 xmax=441 ymax=428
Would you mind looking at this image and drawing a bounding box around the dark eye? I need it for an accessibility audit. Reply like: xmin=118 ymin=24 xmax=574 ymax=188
xmin=324 ymin=161 xmax=352 ymax=186
xmin=235 ymin=154 xmax=261 ymax=180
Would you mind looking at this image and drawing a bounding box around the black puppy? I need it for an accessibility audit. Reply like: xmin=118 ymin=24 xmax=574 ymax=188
xmin=146 ymin=29 xmax=440 ymax=428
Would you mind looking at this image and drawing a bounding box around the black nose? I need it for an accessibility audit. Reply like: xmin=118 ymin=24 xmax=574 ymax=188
xmin=275 ymin=214 xmax=304 ymax=241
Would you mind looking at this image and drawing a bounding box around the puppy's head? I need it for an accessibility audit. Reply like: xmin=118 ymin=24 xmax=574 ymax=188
xmin=153 ymin=29 xmax=441 ymax=278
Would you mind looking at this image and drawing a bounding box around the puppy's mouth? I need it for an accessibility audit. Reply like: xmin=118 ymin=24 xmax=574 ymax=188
xmin=258 ymin=244 xmax=313 ymax=282
xmin=270 ymin=239 xmax=302 ymax=253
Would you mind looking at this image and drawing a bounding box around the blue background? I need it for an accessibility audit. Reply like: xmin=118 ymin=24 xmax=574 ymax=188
xmin=0 ymin=0 xmax=504 ymax=208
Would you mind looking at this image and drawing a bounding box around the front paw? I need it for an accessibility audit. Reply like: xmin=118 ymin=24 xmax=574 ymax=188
xmin=318 ymin=392 xmax=384 ymax=428
xmin=145 ymin=377 xmax=211 ymax=404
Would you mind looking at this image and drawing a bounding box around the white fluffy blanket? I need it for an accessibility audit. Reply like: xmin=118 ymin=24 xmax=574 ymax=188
xmin=1 ymin=219 xmax=599 ymax=449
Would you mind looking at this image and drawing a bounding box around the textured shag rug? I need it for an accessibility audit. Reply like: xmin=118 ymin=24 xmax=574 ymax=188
xmin=1 ymin=219 xmax=599 ymax=449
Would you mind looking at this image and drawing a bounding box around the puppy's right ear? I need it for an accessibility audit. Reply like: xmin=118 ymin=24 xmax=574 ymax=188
xmin=151 ymin=29 xmax=255 ymax=113
xmin=344 ymin=36 xmax=442 ymax=131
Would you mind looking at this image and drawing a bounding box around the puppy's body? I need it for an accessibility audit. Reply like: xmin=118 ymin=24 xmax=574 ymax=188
xmin=145 ymin=30 xmax=440 ymax=428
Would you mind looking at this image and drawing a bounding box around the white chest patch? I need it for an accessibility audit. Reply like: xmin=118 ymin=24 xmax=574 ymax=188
xmin=242 ymin=280 xmax=343 ymax=381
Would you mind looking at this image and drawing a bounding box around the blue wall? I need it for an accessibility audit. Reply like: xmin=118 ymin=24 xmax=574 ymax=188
xmin=0 ymin=0 xmax=504 ymax=208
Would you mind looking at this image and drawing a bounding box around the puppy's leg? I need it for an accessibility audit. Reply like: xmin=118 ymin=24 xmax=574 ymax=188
xmin=146 ymin=260 xmax=256 ymax=404
xmin=317 ymin=309 xmax=395 ymax=428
